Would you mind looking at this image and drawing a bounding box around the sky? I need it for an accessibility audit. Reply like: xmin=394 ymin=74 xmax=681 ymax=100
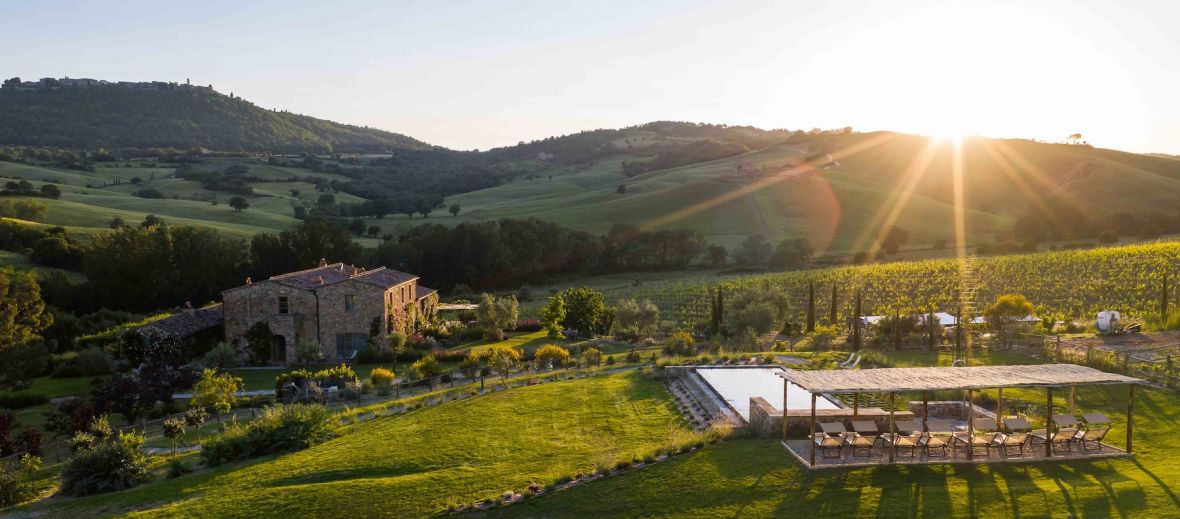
xmin=4 ymin=0 xmax=1178 ymax=153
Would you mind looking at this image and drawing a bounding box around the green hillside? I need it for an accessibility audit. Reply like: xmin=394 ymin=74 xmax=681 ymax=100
xmin=0 ymin=84 xmax=434 ymax=153
xmin=443 ymin=133 xmax=1180 ymax=254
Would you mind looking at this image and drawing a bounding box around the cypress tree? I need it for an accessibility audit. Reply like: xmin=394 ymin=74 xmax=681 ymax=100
xmin=709 ymin=287 xmax=718 ymax=337
xmin=894 ymin=309 xmax=901 ymax=351
xmin=806 ymin=282 xmax=816 ymax=333
xmin=829 ymin=284 xmax=838 ymax=329
xmin=717 ymin=286 xmax=725 ymax=337
xmin=852 ymin=291 xmax=862 ymax=351
xmin=1163 ymin=272 xmax=1170 ymax=318
xmin=928 ymin=307 xmax=936 ymax=351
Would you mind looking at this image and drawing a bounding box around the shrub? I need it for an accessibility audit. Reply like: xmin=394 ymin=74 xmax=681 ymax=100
xmin=0 ymin=454 xmax=40 ymax=507
xmin=370 ymin=367 xmax=396 ymax=387
xmin=663 ymin=331 xmax=696 ymax=356
xmin=167 ymin=459 xmax=192 ymax=479
xmin=514 ymin=319 xmax=543 ymax=332
xmin=534 ymin=344 xmax=570 ymax=369
xmin=201 ymin=404 xmax=337 ymax=466
xmin=203 ymin=342 xmax=239 ymax=370
xmin=51 ymin=347 xmax=112 ymax=378
xmin=61 ymin=428 xmax=150 ymax=496
xmin=0 ymin=392 xmax=49 ymax=410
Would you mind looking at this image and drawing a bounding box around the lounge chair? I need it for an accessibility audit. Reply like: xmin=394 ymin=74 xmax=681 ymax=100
xmin=1076 ymin=413 xmax=1112 ymax=451
xmin=953 ymin=419 xmax=1000 ymax=457
xmin=837 ymin=353 xmax=862 ymax=369
xmin=815 ymin=422 xmax=849 ymax=459
xmin=848 ymin=421 xmax=879 ymax=458
xmin=838 ymin=352 xmax=856 ymax=367
xmin=882 ymin=420 xmax=922 ymax=458
xmin=1032 ymin=414 xmax=1080 ymax=453
xmin=993 ymin=418 xmax=1032 ymax=457
xmin=921 ymin=420 xmax=954 ymax=457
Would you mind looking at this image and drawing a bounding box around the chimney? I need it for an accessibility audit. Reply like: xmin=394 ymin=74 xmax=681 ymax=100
xmin=245 ymin=277 xmax=252 ymax=285
xmin=184 ymin=301 xmax=194 ymax=315
xmin=319 ymin=258 xmax=327 ymax=267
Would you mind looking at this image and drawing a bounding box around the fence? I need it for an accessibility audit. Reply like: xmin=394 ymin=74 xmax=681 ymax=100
xmin=1016 ymin=332 xmax=1179 ymax=388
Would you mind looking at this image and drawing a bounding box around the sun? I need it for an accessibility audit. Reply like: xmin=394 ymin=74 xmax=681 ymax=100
xmin=926 ymin=123 xmax=970 ymax=143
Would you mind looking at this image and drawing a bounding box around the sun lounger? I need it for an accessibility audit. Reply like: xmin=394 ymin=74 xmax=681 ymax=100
xmin=882 ymin=421 xmax=922 ymax=458
xmin=848 ymin=421 xmax=879 ymax=458
xmin=1029 ymin=415 xmax=1080 ymax=453
xmin=921 ymin=420 xmax=954 ymax=457
xmin=815 ymin=422 xmax=848 ymax=459
xmin=838 ymin=352 xmax=856 ymax=366
xmin=993 ymin=418 xmax=1032 ymax=457
xmin=1075 ymin=413 xmax=1111 ymax=451
xmin=953 ymin=419 xmax=1000 ymax=457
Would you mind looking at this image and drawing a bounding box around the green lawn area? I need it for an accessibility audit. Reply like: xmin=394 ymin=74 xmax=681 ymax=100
xmin=0 ymin=374 xmax=103 ymax=430
xmin=488 ymin=350 xmax=1180 ymax=518
xmin=18 ymin=371 xmax=687 ymax=517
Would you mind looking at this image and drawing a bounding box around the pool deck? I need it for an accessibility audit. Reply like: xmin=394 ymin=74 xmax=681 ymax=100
xmin=782 ymin=438 xmax=1130 ymax=469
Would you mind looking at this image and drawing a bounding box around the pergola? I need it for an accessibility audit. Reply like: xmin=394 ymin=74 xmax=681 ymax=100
xmin=778 ymin=364 xmax=1148 ymax=467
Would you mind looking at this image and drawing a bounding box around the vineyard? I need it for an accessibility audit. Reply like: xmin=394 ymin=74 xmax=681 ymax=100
xmin=544 ymin=240 xmax=1180 ymax=326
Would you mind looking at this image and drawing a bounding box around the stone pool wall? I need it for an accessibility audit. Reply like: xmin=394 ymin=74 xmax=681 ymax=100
xmin=748 ymin=396 xmax=916 ymax=438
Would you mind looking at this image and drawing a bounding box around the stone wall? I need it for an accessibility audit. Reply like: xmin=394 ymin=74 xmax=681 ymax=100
xmin=782 ymin=408 xmax=916 ymax=438
xmin=906 ymin=400 xmax=996 ymax=421
xmin=223 ymin=277 xmax=422 ymax=364
xmin=222 ymin=282 xmax=318 ymax=362
xmin=749 ymin=397 xmax=782 ymax=438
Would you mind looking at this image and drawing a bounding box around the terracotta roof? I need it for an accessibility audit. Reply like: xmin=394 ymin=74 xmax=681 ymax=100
xmin=267 ymin=263 xmax=417 ymax=290
xmin=139 ymin=304 xmax=224 ymax=338
xmin=416 ymin=285 xmax=437 ymax=300
xmin=355 ymin=267 xmax=419 ymax=289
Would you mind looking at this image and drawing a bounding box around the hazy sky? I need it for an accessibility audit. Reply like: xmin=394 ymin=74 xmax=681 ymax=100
xmin=5 ymin=0 xmax=1178 ymax=153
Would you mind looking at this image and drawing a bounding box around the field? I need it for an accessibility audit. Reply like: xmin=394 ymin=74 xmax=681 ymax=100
xmin=531 ymin=239 xmax=1180 ymax=326
xmin=15 ymin=371 xmax=689 ymax=517
xmin=7 ymin=133 xmax=1180 ymax=262
xmin=442 ymin=133 xmax=1180 ymax=255
xmin=0 ymin=159 xmax=312 ymax=241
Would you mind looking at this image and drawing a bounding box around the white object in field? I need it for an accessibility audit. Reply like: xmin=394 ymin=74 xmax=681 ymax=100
xmin=1096 ymin=311 xmax=1121 ymax=333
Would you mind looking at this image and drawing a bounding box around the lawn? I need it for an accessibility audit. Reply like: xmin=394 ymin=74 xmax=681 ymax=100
xmin=16 ymin=370 xmax=688 ymax=517
xmin=0 ymin=374 xmax=103 ymax=431
xmin=487 ymin=351 xmax=1180 ymax=518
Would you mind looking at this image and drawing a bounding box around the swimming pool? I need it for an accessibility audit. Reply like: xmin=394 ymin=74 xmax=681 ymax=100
xmin=695 ymin=367 xmax=841 ymax=421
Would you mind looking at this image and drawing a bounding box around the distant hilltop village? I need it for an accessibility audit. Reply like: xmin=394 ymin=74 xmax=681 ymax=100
xmin=1 ymin=76 xmax=214 ymax=92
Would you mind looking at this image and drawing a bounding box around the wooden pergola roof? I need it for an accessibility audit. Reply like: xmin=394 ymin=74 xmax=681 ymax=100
xmin=779 ymin=364 xmax=1146 ymax=394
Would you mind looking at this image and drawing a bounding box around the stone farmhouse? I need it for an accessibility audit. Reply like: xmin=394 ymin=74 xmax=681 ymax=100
xmin=221 ymin=260 xmax=437 ymax=364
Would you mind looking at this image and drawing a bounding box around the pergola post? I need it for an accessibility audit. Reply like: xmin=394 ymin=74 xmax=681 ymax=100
xmin=996 ymin=387 xmax=1004 ymax=431
xmin=1046 ymin=387 xmax=1055 ymax=457
xmin=809 ymin=392 xmax=818 ymax=466
xmin=853 ymin=393 xmax=859 ymax=421
xmin=922 ymin=391 xmax=929 ymax=426
xmin=782 ymin=379 xmax=788 ymax=441
xmin=1069 ymin=385 xmax=1076 ymax=416
xmin=1127 ymin=384 xmax=1135 ymax=454
xmin=967 ymin=389 xmax=975 ymax=460
xmin=888 ymin=392 xmax=896 ymax=462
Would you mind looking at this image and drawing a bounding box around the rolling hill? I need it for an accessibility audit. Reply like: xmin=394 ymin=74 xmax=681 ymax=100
xmin=0 ymin=83 xmax=434 ymax=153
xmin=442 ymin=132 xmax=1180 ymax=255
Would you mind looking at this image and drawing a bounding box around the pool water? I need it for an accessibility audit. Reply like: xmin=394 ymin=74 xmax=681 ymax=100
xmin=696 ymin=367 xmax=841 ymax=421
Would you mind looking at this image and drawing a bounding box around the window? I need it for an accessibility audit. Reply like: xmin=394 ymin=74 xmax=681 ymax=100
xmin=335 ymin=333 xmax=367 ymax=358
xmin=278 ymin=296 xmax=289 ymax=314
xmin=344 ymin=294 xmax=355 ymax=312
